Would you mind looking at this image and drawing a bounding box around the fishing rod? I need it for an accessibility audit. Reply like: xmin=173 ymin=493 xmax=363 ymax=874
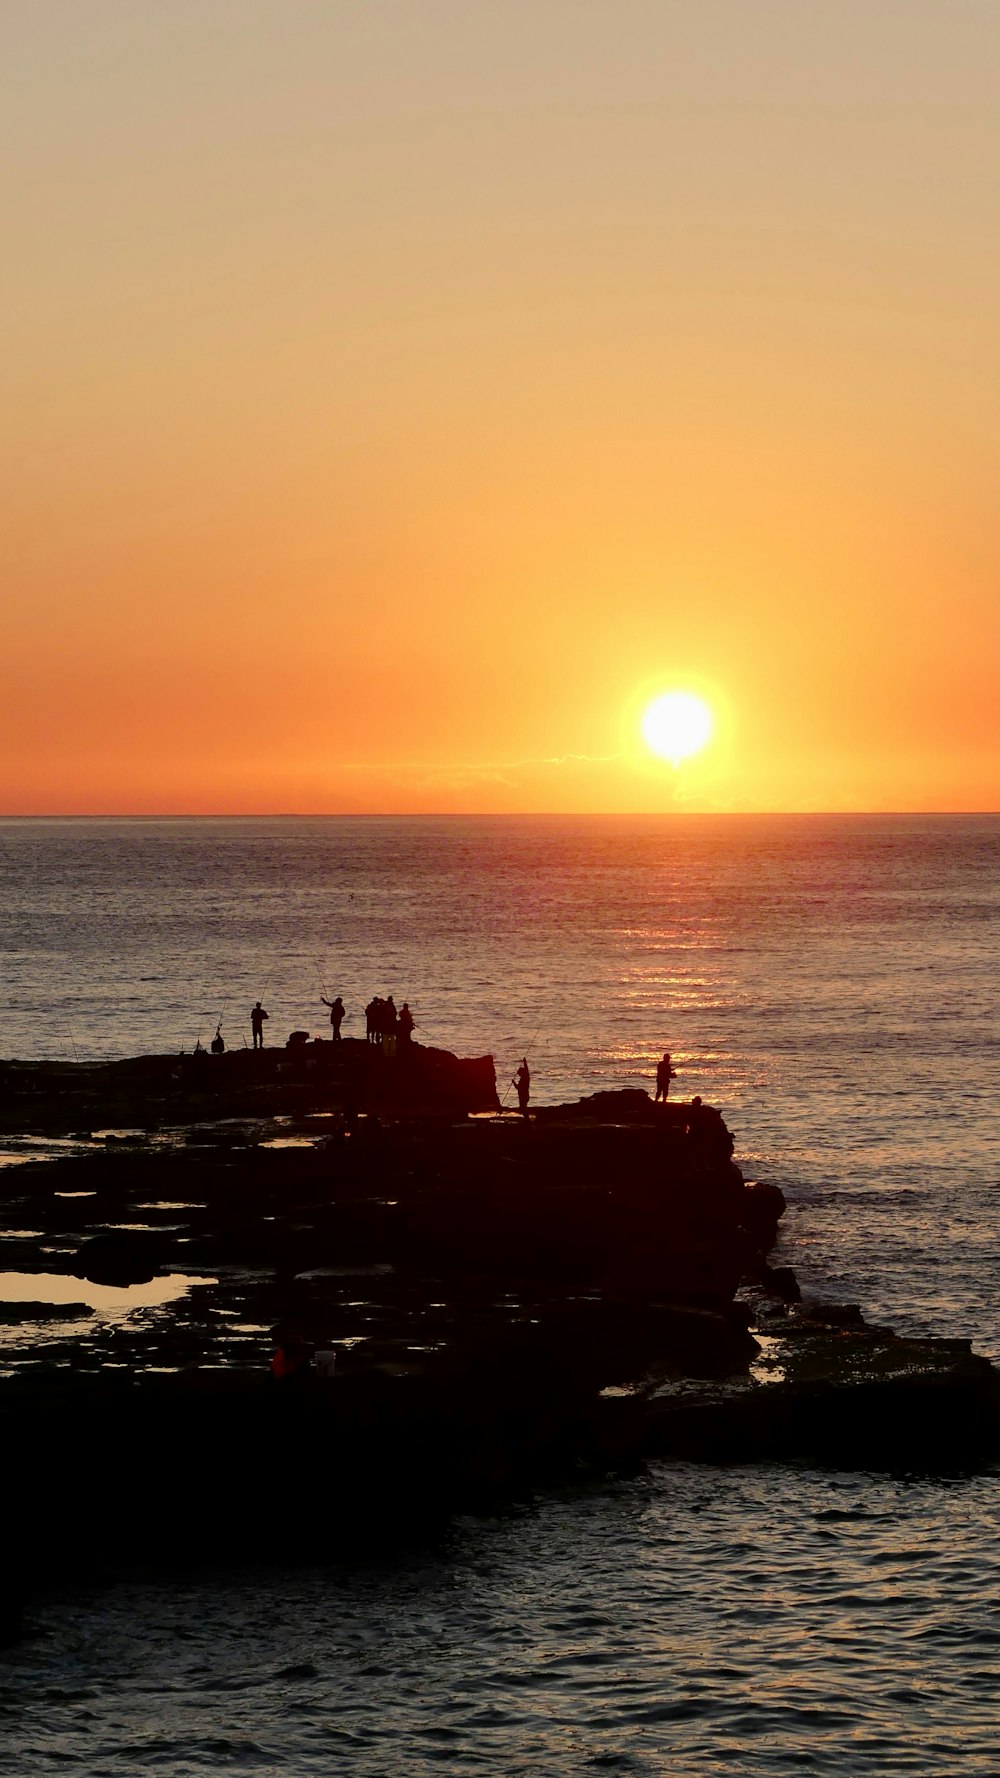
xmin=190 ymin=987 xmax=228 ymax=1048
xmin=198 ymin=995 xmax=227 ymax=1051
xmin=497 ymin=1021 xmax=543 ymax=1114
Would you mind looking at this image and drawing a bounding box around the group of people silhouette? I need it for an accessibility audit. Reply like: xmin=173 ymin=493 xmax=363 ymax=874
xmin=198 ymin=991 xmax=417 ymax=1054
xmin=364 ymin=996 xmax=414 ymax=1045
xmin=201 ymin=1008 xmax=680 ymax=1131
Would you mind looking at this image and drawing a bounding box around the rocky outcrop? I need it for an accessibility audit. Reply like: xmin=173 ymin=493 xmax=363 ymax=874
xmin=0 ymin=1038 xmax=499 ymax=1139
xmin=2 ymin=1066 xmax=998 ymax=1598
xmin=643 ymin=1315 xmax=1000 ymax=1468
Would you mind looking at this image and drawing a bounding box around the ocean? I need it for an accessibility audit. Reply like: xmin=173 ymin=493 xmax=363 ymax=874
xmin=2 ymin=814 xmax=999 ymax=1774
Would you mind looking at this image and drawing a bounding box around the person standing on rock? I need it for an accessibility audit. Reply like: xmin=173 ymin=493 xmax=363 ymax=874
xmin=398 ymin=1002 xmax=414 ymax=1044
xmin=211 ymin=1024 xmax=225 ymax=1055
xmin=687 ymin=1095 xmax=733 ymax=1160
xmin=655 ymin=1050 xmax=676 ymax=1102
xmin=514 ymin=1057 xmax=531 ymax=1120
xmin=251 ymin=1001 xmax=269 ymax=1049
xmin=321 ymin=994 xmax=345 ymax=1041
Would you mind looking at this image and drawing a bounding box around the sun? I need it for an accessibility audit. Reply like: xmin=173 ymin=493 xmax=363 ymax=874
xmin=641 ymin=691 xmax=714 ymax=765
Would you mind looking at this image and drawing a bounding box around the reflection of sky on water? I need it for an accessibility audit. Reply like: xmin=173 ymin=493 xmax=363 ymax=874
xmin=0 ymin=1269 xmax=222 ymax=1368
xmin=748 ymin=1334 xmax=787 ymax=1386
xmin=0 ymin=1270 xmax=215 ymax=1315
xmin=0 ymin=1138 xmax=95 ymax=1167
xmin=134 ymin=1202 xmax=206 ymax=1210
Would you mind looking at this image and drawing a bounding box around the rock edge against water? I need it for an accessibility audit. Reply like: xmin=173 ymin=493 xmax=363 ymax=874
xmin=1 ymin=1045 xmax=998 ymax=1610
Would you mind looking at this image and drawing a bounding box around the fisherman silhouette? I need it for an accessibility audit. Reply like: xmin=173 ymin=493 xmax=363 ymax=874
xmin=687 ymin=1094 xmax=733 ymax=1160
xmin=514 ymin=1058 xmax=531 ymax=1120
xmin=655 ymin=1050 xmax=676 ymax=1102
xmin=365 ymin=998 xmax=380 ymax=1043
xmin=211 ymin=1024 xmax=225 ymax=1055
xmin=398 ymin=1002 xmax=414 ymax=1043
xmin=375 ymin=995 xmax=397 ymax=1057
xmin=251 ymin=1001 xmax=269 ymax=1049
xmin=321 ymin=994 xmax=345 ymax=1041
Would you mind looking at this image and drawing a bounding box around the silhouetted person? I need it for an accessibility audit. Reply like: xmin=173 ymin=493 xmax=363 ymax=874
xmin=321 ymin=994 xmax=345 ymax=1040
xmin=211 ymin=1024 xmax=225 ymax=1055
xmin=514 ymin=1058 xmax=530 ymax=1119
xmin=251 ymin=1001 xmax=268 ymax=1049
xmin=655 ymin=1051 xmax=675 ymax=1102
xmin=398 ymin=1002 xmax=414 ymax=1043
xmin=365 ymin=998 xmax=380 ymax=1043
xmin=687 ymin=1095 xmax=734 ymax=1161
xmin=383 ymin=995 xmax=397 ymax=1035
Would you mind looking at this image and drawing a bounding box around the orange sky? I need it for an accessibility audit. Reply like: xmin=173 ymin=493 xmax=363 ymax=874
xmin=3 ymin=1 xmax=999 ymax=813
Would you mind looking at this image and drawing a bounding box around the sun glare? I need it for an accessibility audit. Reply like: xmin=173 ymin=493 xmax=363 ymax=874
xmin=641 ymin=692 xmax=714 ymax=766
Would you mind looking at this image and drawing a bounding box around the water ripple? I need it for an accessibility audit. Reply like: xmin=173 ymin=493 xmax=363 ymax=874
xmin=4 ymin=1467 xmax=1000 ymax=1775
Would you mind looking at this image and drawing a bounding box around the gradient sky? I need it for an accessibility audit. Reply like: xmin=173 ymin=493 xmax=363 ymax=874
xmin=4 ymin=1 xmax=999 ymax=813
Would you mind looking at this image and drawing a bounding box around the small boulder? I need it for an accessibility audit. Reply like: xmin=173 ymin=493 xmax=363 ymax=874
xmin=760 ymin=1263 xmax=801 ymax=1303
xmin=70 ymin=1233 xmax=169 ymax=1287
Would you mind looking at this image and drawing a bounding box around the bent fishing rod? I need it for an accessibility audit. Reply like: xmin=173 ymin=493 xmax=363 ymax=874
xmin=497 ymin=1021 xmax=543 ymax=1113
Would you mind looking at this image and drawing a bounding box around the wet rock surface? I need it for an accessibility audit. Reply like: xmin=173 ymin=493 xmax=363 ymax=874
xmin=644 ymin=1304 xmax=1000 ymax=1468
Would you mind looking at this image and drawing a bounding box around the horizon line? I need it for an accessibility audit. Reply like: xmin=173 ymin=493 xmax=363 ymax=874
xmin=2 ymin=809 xmax=999 ymax=822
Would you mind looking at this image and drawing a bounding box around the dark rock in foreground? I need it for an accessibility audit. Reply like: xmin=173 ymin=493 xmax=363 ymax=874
xmin=1 ymin=1056 xmax=998 ymax=1604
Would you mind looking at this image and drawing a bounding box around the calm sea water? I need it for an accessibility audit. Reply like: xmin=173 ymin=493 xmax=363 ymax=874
xmin=2 ymin=814 xmax=1000 ymax=1774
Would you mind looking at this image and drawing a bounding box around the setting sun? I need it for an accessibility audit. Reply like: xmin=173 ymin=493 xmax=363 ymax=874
xmin=641 ymin=693 xmax=714 ymax=767
xmin=4 ymin=3 xmax=1000 ymax=818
